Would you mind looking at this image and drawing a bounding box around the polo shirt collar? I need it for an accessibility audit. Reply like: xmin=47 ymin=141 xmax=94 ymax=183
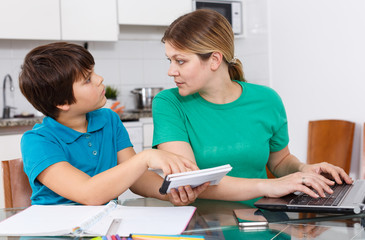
xmin=44 ymin=110 xmax=107 ymax=143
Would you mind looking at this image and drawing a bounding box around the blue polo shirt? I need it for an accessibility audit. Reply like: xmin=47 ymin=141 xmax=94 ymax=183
xmin=21 ymin=108 xmax=133 ymax=205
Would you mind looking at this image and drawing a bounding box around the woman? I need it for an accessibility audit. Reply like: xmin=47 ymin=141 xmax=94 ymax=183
xmin=152 ymin=9 xmax=352 ymax=205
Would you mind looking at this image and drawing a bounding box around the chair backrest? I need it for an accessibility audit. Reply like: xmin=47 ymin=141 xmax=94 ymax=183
xmin=266 ymin=166 xmax=276 ymax=179
xmin=2 ymin=159 xmax=32 ymax=208
xmin=307 ymin=119 xmax=355 ymax=174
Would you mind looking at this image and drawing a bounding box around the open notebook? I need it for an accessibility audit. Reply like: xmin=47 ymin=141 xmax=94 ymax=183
xmin=0 ymin=201 xmax=196 ymax=237
xmin=255 ymin=180 xmax=365 ymax=214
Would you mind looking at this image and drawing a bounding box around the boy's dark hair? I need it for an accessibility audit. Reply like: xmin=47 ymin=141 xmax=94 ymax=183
xmin=19 ymin=42 xmax=95 ymax=119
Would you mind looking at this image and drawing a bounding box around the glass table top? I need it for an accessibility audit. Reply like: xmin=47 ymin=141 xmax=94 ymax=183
xmin=0 ymin=198 xmax=364 ymax=239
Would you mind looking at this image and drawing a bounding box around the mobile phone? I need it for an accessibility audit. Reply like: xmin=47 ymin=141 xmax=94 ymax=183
xmin=233 ymin=208 xmax=269 ymax=230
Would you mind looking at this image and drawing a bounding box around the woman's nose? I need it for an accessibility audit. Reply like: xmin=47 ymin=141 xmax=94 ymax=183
xmin=168 ymin=64 xmax=178 ymax=77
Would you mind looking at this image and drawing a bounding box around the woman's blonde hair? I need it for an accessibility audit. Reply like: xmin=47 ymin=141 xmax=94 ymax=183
xmin=162 ymin=9 xmax=245 ymax=82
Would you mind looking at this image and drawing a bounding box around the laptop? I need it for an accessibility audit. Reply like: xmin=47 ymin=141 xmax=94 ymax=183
xmin=254 ymin=179 xmax=365 ymax=214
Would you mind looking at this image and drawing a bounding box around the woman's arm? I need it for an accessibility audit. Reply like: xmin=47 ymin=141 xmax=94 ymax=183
xmin=157 ymin=141 xmax=274 ymax=201
xmin=266 ymin=146 xmax=304 ymax=177
xmin=268 ymin=146 xmax=353 ymax=185
xmin=37 ymin=147 xmax=197 ymax=205
xmin=157 ymin=141 xmax=350 ymax=201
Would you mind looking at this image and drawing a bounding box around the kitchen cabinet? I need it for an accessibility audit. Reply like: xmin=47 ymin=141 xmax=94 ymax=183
xmin=118 ymin=0 xmax=192 ymax=26
xmin=0 ymin=0 xmax=60 ymax=40
xmin=61 ymin=0 xmax=118 ymax=41
xmin=124 ymin=121 xmax=143 ymax=153
xmin=140 ymin=118 xmax=153 ymax=150
xmin=0 ymin=0 xmax=118 ymax=41
xmin=0 ymin=134 xmax=22 ymax=161
xmin=124 ymin=118 xmax=153 ymax=152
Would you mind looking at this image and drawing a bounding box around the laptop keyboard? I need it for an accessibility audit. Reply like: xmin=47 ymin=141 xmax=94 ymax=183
xmin=289 ymin=183 xmax=352 ymax=206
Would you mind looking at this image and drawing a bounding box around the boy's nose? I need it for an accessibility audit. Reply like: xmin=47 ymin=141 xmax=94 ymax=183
xmin=97 ymin=74 xmax=104 ymax=85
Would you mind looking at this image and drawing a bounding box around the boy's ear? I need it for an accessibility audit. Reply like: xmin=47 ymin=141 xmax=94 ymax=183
xmin=210 ymin=52 xmax=223 ymax=71
xmin=56 ymin=104 xmax=70 ymax=111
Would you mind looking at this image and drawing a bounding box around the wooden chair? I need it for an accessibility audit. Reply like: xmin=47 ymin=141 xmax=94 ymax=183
xmin=307 ymin=119 xmax=355 ymax=174
xmin=266 ymin=166 xmax=276 ymax=179
xmin=2 ymin=159 xmax=32 ymax=208
xmin=300 ymin=120 xmax=355 ymax=219
xmin=266 ymin=119 xmax=355 ymax=179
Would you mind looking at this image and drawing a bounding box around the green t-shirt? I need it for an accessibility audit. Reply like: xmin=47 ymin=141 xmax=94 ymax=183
xmin=152 ymin=81 xmax=289 ymax=183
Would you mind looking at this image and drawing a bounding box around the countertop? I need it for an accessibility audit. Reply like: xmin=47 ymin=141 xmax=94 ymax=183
xmin=0 ymin=110 xmax=152 ymax=135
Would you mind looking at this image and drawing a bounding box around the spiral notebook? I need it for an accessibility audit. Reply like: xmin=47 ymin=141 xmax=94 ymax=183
xmin=0 ymin=201 xmax=196 ymax=237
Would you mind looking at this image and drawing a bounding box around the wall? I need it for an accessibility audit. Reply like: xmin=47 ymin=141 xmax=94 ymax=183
xmin=0 ymin=39 xmax=175 ymax=116
xmin=268 ymin=0 xmax=365 ymax=178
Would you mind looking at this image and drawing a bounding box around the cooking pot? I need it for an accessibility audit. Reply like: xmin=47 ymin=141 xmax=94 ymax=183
xmin=131 ymin=87 xmax=163 ymax=110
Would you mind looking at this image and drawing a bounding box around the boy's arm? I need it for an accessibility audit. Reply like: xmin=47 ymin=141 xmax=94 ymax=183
xmin=37 ymin=147 xmax=149 ymax=205
xmin=37 ymin=147 xmax=196 ymax=205
xmin=117 ymin=147 xmax=165 ymax=199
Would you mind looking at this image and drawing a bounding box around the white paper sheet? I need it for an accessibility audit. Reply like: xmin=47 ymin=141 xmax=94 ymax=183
xmin=0 ymin=204 xmax=196 ymax=236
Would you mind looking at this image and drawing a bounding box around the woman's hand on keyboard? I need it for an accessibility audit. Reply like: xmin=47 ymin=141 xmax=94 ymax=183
xmin=265 ymin=172 xmax=335 ymax=198
xmin=299 ymin=162 xmax=353 ymax=185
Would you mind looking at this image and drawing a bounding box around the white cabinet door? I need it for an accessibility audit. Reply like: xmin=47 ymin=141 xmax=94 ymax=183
xmin=118 ymin=0 xmax=192 ymax=26
xmin=142 ymin=123 xmax=153 ymax=149
xmin=61 ymin=0 xmax=118 ymax=41
xmin=0 ymin=134 xmax=23 ymax=160
xmin=140 ymin=118 xmax=153 ymax=149
xmin=0 ymin=0 xmax=60 ymax=40
xmin=123 ymin=121 xmax=143 ymax=153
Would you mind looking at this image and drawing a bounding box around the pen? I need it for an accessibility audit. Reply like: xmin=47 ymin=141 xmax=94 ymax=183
xmin=115 ymin=234 xmax=122 ymax=240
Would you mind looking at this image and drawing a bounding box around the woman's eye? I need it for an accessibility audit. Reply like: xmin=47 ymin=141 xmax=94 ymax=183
xmin=85 ymin=78 xmax=91 ymax=83
xmin=176 ymin=60 xmax=184 ymax=65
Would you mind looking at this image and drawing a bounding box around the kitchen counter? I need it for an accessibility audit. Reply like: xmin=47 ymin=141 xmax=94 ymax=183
xmin=0 ymin=117 xmax=43 ymax=135
xmin=0 ymin=111 xmax=152 ymax=136
xmin=119 ymin=110 xmax=152 ymax=122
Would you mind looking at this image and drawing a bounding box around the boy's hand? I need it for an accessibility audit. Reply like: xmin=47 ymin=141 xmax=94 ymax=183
xmin=143 ymin=149 xmax=199 ymax=175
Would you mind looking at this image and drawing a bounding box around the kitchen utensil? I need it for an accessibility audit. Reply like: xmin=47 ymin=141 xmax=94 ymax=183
xmin=131 ymin=87 xmax=163 ymax=110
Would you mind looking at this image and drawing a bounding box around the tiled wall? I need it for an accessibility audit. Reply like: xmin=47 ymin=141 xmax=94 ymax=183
xmin=0 ymin=0 xmax=269 ymax=117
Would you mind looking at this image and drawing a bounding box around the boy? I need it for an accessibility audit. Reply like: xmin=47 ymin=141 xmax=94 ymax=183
xmin=19 ymin=42 xmax=206 ymax=205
